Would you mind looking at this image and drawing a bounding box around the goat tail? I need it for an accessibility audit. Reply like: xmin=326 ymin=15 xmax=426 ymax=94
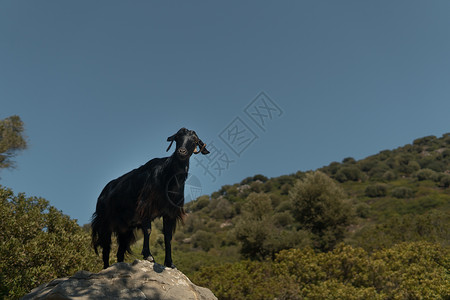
xmin=173 ymin=207 xmax=187 ymax=233
xmin=91 ymin=210 xmax=104 ymax=255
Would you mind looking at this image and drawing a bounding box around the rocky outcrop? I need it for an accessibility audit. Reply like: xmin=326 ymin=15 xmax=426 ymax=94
xmin=22 ymin=260 xmax=217 ymax=300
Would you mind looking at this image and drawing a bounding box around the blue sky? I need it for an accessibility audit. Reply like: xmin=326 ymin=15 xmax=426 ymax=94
xmin=1 ymin=1 xmax=449 ymax=225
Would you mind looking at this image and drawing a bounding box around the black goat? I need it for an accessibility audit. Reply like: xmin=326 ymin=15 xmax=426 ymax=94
xmin=91 ymin=128 xmax=209 ymax=269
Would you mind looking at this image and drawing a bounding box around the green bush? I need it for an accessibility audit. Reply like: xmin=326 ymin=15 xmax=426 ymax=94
xmin=355 ymin=202 xmax=370 ymax=218
xmin=342 ymin=157 xmax=356 ymax=164
xmin=413 ymin=135 xmax=437 ymax=146
xmin=335 ymin=166 xmax=363 ymax=182
xmin=273 ymin=211 xmax=294 ymax=227
xmin=359 ymin=158 xmax=377 ymax=172
xmin=235 ymin=193 xmax=309 ymax=260
xmin=391 ymin=186 xmax=414 ymax=198
xmin=193 ymin=242 xmax=450 ymax=300
xmin=188 ymin=195 xmax=210 ymax=212
xmin=415 ymin=168 xmax=439 ymax=181
xmin=425 ymin=161 xmax=446 ymax=172
xmin=353 ymin=210 xmax=450 ymax=250
xmin=193 ymin=260 xmax=281 ymax=300
xmin=439 ymin=175 xmax=450 ymax=188
xmin=364 ymin=184 xmax=388 ymax=197
xmin=212 ymin=198 xmax=234 ymax=219
xmin=442 ymin=149 xmax=450 ymax=158
xmin=0 ymin=186 xmax=102 ymax=299
xmin=399 ymin=160 xmax=420 ymax=174
xmin=382 ymin=170 xmax=397 ymax=181
xmin=192 ymin=230 xmax=215 ymax=251
xmin=290 ymin=171 xmax=353 ymax=251
xmin=368 ymin=162 xmax=390 ymax=179
xmin=275 ymin=199 xmax=293 ymax=212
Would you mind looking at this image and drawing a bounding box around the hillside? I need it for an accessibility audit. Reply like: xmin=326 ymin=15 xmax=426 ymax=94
xmin=126 ymin=133 xmax=450 ymax=298
xmin=133 ymin=133 xmax=449 ymax=270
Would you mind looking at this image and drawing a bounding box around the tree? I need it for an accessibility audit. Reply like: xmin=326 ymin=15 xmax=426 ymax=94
xmin=234 ymin=193 xmax=276 ymax=260
xmin=235 ymin=193 xmax=309 ymax=260
xmin=0 ymin=186 xmax=102 ymax=298
xmin=290 ymin=171 xmax=353 ymax=251
xmin=0 ymin=115 xmax=27 ymax=170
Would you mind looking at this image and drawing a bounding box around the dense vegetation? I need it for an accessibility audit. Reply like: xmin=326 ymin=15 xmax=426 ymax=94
xmin=0 ymin=115 xmax=449 ymax=299
xmin=193 ymin=242 xmax=449 ymax=299
xmin=140 ymin=133 xmax=450 ymax=298
xmin=0 ymin=186 xmax=103 ymax=298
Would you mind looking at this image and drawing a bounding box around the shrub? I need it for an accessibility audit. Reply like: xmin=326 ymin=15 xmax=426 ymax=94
xmin=0 ymin=187 xmax=102 ymax=299
xmin=193 ymin=242 xmax=450 ymax=300
xmin=368 ymin=162 xmax=390 ymax=179
xmin=235 ymin=193 xmax=308 ymax=260
xmin=359 ymin=158 xmax=377 ymax=172
xmin=425 ymin=161 xmax=446 ymax=172
xmin=280 ymin=183 xmax=291 ymax=195
xmin=355 ymin=203 xmax=370 ymax=218
xmin=353 ymin=210 xmax=450 ymax=250
xmin=234 ymin=193 xmax=275 ymax=260
xmin=365 ymin=184 xmax=388 ymax=197
xmin=442 ymin=149 xmax=450 ymax=158
xmin=342 ymin=157 xmax=356 ymax=164
xmin=192 ymin=230 xmax=215 ymax=251
xmin=335 ymin=166 xmax=363 ymax=182
xmin=275 ymin=199 xmax=293 ymax=212
xmin=211 ymin=198 xmax=234 ymax=219
xmin=402 ymin=160 xmax=421 ymax=174
xmin=273 ymin=211 xmax=294 ymax=227
xmin=439 ymin=175 xmax=450 ymax=188
xmin=290 ymin=171 xmax=353 ymax=251
xmin=413 ymin=135 xmax=437 ymax=146
xmin=382 ymin=170 xmax=397 ymax=181
xmin=415 ymin=169 xmax=438 ymax=181
xmin=391 ymin=187 xmax=414 ymax=199
xmin=324 ymin=161 xmax=341 ymax=175
xmin=189 ymin=195 xmax=210 ymax=212
xmin=173 ymin=231 xmax=186 ymax=243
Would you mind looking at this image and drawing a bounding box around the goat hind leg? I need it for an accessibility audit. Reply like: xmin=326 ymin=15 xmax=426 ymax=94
xmin=100 ymin=231 xmax=112 ymax=269
xmin=117 ymin=230 xmax=134 ymax=263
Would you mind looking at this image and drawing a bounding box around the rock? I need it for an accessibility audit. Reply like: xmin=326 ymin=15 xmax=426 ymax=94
xmin=219 ymin=220 xmax=232 ymax=229
xmin=22 ymin=260 xmax=217 ymax=300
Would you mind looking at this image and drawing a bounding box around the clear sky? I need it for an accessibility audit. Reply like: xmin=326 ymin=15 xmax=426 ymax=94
xmin=1 ymin=1 xmax=449 ymax=225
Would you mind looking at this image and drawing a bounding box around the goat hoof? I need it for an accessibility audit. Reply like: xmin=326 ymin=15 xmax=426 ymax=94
xmin=164 ymin=262 xmax=176 ymax=269
xmin=144 ymin=256 xmax=155 ymax=263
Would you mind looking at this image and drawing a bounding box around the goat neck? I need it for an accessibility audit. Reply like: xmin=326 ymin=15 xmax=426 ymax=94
xmin=167 ymin=151 xmax=190 ymax=174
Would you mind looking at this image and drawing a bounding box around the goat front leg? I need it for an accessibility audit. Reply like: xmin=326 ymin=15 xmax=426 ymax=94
xmin=141 ymin=222 xmax=154 ymax=262
xmin=163 ymin=216 xmax=176 ymax=268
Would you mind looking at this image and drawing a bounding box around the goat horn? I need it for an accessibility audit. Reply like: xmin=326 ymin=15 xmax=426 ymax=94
xmin=166 ymin=140 xmax=174 ymax=152
xmin=193 ymin=143 xmax=206 ymax=154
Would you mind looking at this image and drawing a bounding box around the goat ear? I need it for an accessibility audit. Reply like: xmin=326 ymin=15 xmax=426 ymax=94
xmin=198 ymin=139 xmax=210 ymax=155
xmin=167 ymin=133 xmax=177 ymax=142
xmin=201 ymin=146 xmax=210 ymax=155
xmin=166 ymin=140 xmax=174 ymax=152
xmin=166 ymin=133 xmax=177 ymax=152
